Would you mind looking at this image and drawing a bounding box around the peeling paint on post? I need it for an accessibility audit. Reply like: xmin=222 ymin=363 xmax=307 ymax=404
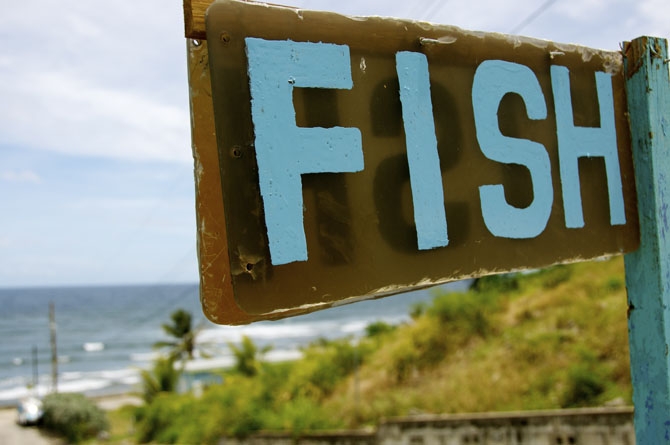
xmin=623 ymin=37 xmax=670 ymax=443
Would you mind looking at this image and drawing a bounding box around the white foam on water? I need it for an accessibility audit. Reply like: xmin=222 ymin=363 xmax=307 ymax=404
xmin=198 ymin=322 xmax=319 ymax=344
xmin=0 ymin=384 xmax=48 ymax=402
xmin=181 ymin=348 xmax=303 ymax=373
xmin=120 ymin=374 xmax=140 ymax=385
xmin=183 ymin=356 xmax=235 ymax=372
xmin=61 ymin=371 xmax=84 ymax=380
xmin=0 ymin=367 xmax=143 ymax=405
xmin=98 ymin=368 xmax=138 ymax=380
xmin=0 ymin=375 xmax=29 ymax=388
xmin=0 ymin=378 xmax=112 ymax=403
xmin=130 ymin=351 xmax=161 ymax=363
xmin=340 ymin=320 xmax=369 ymax=334
xmin=265 ymin=349 xmax=302 ymax=363
xmin=83 ymin=342 xmax=105 ymax=352
xmin=57 ymin=378 xmax=109 ymax=393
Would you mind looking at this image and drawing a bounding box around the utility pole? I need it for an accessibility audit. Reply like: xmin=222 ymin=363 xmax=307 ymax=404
xmin=31 ymin=345 xmax=38 ymax=395
xmin=49 ymin=302 xmax=58 ymax=394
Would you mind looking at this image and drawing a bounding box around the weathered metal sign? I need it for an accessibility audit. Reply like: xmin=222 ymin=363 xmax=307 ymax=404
xmin=187 ymin=0 xmax=639 ymax=324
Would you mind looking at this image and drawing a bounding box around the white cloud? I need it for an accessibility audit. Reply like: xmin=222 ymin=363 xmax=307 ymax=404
xmin=0 ymin=169 xmax=42 ymax=184
xmin=0 ymin=0 xmax=190 ymax=164
xmin=553 ymin=0 xmax=609 ymax=21
xmin=637 ymin=0 xmax=670 ymax=38
xmin=63 ymin=12 xmax=103 ymax=38
xmin=69 ymin=197 xmax=166 ymax=211
xmin=0 ymin=0 xmax=665 ymax=166
xmin=0 ymin=70 xmax=191 ymax=163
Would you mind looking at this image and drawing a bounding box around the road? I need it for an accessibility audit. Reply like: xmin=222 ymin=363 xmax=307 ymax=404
xmin=0 ymin=408 xmax=63 ymax=445
xmin=0 ymin=395 xmax=141 ymax=445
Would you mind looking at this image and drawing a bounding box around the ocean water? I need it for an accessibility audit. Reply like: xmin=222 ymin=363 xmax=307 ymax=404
xmin=0 ymin=281 xmax=467 ymax=406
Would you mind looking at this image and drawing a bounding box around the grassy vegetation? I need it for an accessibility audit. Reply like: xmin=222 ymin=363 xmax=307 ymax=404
xmin=40 ymin=393 xmax=109 ymax=443
xmin=121 ymin=257 xmax=631 ymax=444
xmin=326 ymin=259 xmax=630 ymax=421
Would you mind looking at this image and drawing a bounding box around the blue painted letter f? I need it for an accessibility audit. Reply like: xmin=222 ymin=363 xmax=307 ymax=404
xmin=246 ymin=38 xmax=364 ymax=265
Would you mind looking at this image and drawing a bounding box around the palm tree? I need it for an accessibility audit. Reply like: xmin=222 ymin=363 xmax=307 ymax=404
xmin=140 ymin=356 xmax=181 ymax=403
xmin=228 ymin=335 xmax=272 ymax=377
xmin=154 ymin=309 xmax=196 ymax=363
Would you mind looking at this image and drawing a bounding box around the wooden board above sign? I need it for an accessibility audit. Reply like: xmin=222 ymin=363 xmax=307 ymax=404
xmin=186 ymin=0 xmax=639 ymax=324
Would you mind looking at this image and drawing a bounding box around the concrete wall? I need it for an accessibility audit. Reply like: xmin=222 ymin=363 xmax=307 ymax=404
xmin=218 ymin=407 xmax=634 ymax=445
xmin=218 ymin=431 xmax=376 ymax=445
xmin=376 ymin=407 xmax=634 ymax=445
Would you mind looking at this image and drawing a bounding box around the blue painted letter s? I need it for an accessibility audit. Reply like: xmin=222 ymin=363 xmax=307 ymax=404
xmin=472 ymin=60 xmax=553 ymax=239
xmin=245 ymin=38 xmax=364 ymax=265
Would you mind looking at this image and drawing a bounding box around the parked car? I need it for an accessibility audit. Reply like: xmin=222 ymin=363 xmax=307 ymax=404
xmin=16 ymin=397 xmax=43 ymax=426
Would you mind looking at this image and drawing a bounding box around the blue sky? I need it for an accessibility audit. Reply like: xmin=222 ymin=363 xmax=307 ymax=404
xmin=0 ymin=0 xmax=667 ymax=288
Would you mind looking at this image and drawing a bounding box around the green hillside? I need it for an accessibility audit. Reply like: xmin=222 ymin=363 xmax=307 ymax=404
xmin=325 ymin=257 xmax=631 ymax=424
xmin=130 ymin=257 xmax=632 ymax=444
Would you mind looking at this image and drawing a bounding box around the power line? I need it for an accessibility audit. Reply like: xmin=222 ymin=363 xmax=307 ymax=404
xmin=100 ymin=282 xmax=200 ymax=346
xmin=418 ymin=0 xmax=451 ymax=21
xmin=425 ymin=0 xmax=451 ymax=22
xmin=508 ymin=0 xmax=557 ymax=35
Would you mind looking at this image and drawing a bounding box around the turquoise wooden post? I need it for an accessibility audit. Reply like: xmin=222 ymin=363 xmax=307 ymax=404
xmin=623 ymin=36 xmax=670 ymax=443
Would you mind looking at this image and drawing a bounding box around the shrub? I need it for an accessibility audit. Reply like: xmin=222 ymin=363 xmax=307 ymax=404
xmin=365 ymin=320 xmax=396 ymax=338
xmin=134 ymin=366 xmax=341 ymax=443
xmin=471 ymin=273 xmax=519 ymax=294
xmin=410 ymin=302 xmax=426 ymax=319
xmin=389 ymin=337 xmax=418 ymax=383
xmin=412 ymin=318 xmax=451 ymax=368
xmin=135 ymin=393 xmax=193 ymax=443
xmin=228 ymin=335 xmax=271 ymax=377
xmin=285 ymin=338 xmax=371 ymax=400
xmin=427 ymin=292 xmax=493 ymax=338
xmin=41 ymin=393 xmax=108 ymax=443
xmin=561 ymin=365 xmax=606 ymax=408
xmin=263 ymin=396 xmax=342 ymax=433
xmin=604 ymin=277 xmax=624 ymax=293
xmin=140 ymin=356 xmax=181 ymax=404
xmin=539 ymin=265 xmax=573 ymax=289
